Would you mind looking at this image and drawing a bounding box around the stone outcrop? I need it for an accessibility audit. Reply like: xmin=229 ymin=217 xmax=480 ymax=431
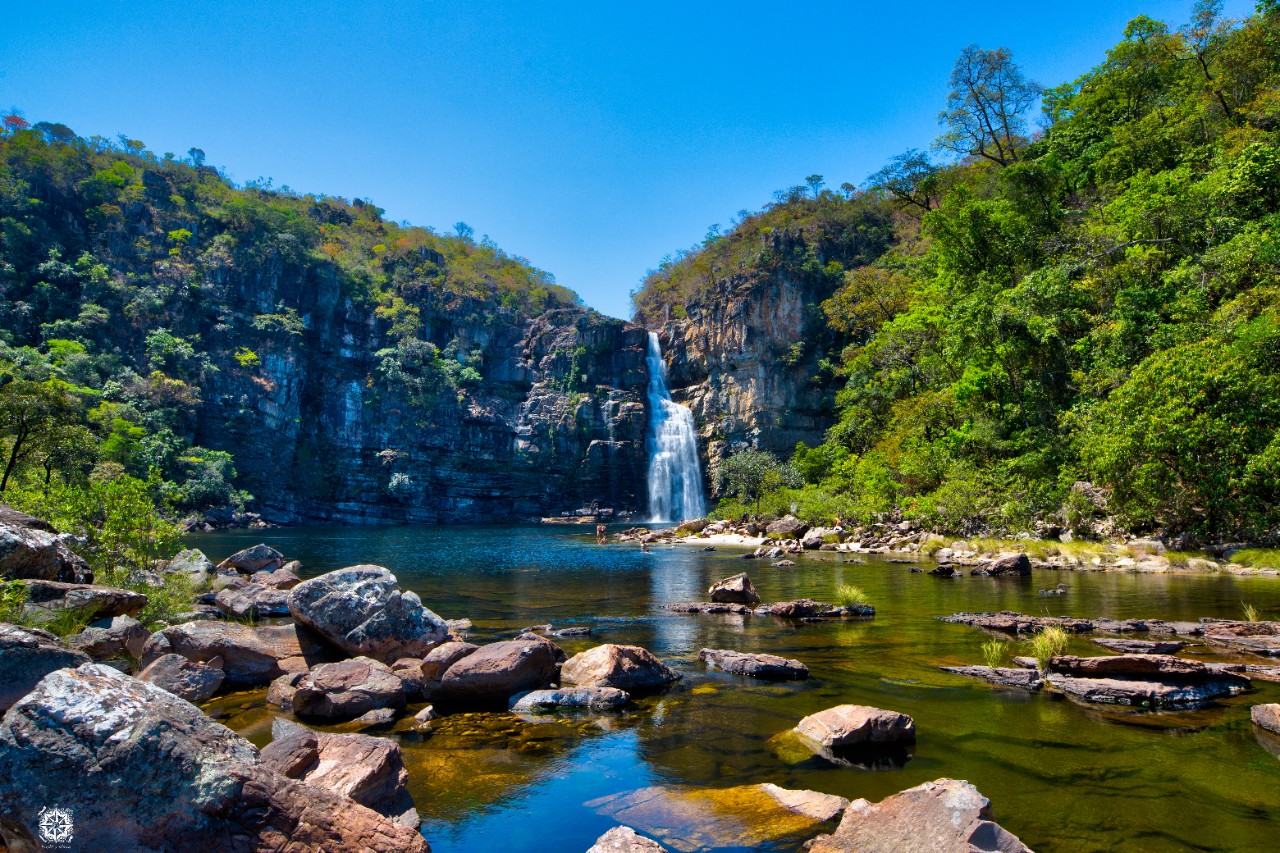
xmin=560 ymin=644 xmax=681 ymax=692
xmin=700 ymin=648 xmax=809 ymax=680
xmin=19 ymin=579 xmax=147 ymax=623
xmin=435 ymin=636 xmax=560 ymax=702
xmin=288 ymin=565 xmax=448 ymax=662
xmin=708 ymin=572 xmax=760 ymax=605
xmin=292 ymin=657 xmax=408 ymax=722
xmin=262 ymin=720 xmax=418 ymax=828
xmin=137 ymin=653 xmax=226 ymax=702
xmin=588 ymin=826 xmax=667 ymax=852
xmin=0 ymin=623 xmax=91 ymax=711
xmin=510 ymin=686 xmax=630 ymax=712
xmin=0 ymin=505 xmax=92 ymax=582
xmin=808 ymin=778 xmax=1031 ymax=853
xmin=0 ymin=663 xmax=428 ymax=852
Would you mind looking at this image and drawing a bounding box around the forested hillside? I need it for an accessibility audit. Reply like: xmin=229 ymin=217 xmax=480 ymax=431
xmin=0 ymin=117 xmax=649 ymax=544
xmin=637 ymin=1 xmax=1280 ymax=543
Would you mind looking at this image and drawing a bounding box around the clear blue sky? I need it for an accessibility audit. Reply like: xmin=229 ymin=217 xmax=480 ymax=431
xmin=3 ymin=0 xmax=1257 ymax=319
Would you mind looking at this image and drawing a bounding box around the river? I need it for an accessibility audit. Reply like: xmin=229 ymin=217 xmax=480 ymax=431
xmin=186 ymin=524 xmax=1280 ymax=852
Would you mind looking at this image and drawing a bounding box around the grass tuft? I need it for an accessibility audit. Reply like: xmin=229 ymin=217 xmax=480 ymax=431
xmin=1026 ymin=625 xmax=1069 ymax=672
xmin=981 ymin=638 xmax=1008 ymax=669
xmin=834 ymin=584 xmax=870 ymax=608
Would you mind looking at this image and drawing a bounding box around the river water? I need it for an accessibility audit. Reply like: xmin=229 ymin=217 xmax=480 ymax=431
xmin=186 ymin=525 xmax=1280 ymax=852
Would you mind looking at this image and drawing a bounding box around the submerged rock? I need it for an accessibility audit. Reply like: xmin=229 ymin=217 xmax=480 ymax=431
xmin=939 ymin=666 xmax=1044 ymax=691
xmin=1091 ymin=638 xmax=1186 ymax=655
xmin=561 ymin=644 xmax=681 ymax=692
xmin=708 ymin=572 xmax=761 ymax=605
xmin=808 ymin=777 xmax=1031 ymax=853
xmin=757 ymin=783 xmax=849 ymax=822
xmin=292 ymin=656 xmax=408 ymax=722
xmin=587 ymin=826 xmax=667 ymax=852
xmin=0 ymin=663 xmax=429 ymax=852
xmin=137 ymin=653 xmax=226 ymax=702
xmin=700 ymin=648 xmax=809 ymax=680
xmin=510 ymin=686 xmax=630 ymax=712
xmin=289 ymin=564 xmax=449 ymax=662
xmin=0 ymin=623 xmax=90 ymax=711
xmin=758 ymin=599 xmax=872 ymax=619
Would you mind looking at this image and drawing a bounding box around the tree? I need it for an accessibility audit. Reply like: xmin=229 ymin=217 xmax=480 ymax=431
xmin=0 ymin=380 xmax=79 ymax=492
xmin=937 ymin=45 xmax=1042 ymax=167
xmin=866 ymin=150 xmax=941 ymax=211
xmin=716 ymin=450 xmax=801 ymax=513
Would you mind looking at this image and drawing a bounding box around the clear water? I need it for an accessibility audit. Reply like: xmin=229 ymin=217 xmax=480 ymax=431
xmin=187 ymin=525 xmax=1280 ymax=853
xmin=645 ymin=332 xmax=706 ymax=523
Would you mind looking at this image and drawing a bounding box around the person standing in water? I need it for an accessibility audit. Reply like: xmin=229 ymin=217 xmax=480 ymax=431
xmin=596 ymin=523 xmax=607 ymax=544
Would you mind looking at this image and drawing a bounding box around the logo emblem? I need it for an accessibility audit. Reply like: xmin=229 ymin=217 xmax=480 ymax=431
xmin=37 ymin=806 xmax=74 ymax=846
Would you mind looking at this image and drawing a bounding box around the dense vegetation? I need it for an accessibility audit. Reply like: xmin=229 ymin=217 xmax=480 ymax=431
xmin=0 ymin=114 xmax=580 ymax=568
xmin=642 ymin=2 xmax=1280 ymax=544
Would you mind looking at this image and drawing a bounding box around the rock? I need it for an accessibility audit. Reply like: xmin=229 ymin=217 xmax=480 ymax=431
xmin=758 ymin=599 xmax=866 ymax=619
xmin=354 ymin=707 xmax=399 ymax=727
xmin=0 ymin=663 xmax=427 ymax=852
xmin=214 ymin=582 xmax=291 ymax=619
xmin=292 ymin=657 xmax=408 ymax=722
xmin=137 ymin=653 xmax=226 ymax=702
xmin=142 ymin=620 xmax=337 ymax=687
xmin=1091 ymin=638 xmax=1185 ymax=655
xmin=257 ymin=622 xmax=342 ymax=673
xmin=20 ymin=579 xmax=147 ymax=622
xmin=771 ymin=559 xmax=797 ymax=567
xmin=757 ymin=783 xmax=849 ymax=822
xmin=708 ymin=572 xmax=761 ymax=604
xmin=0 ymin=622 xmax=91 ymax=711
xmin=1045 ymin=673 xmax=1248 ymax=709
xmin=664 ymin=601 xmax=753 ymax=615
xmin=978 ymin=554 xmax=1032 ymax=576
xmin=928 ymin=566 xmax=960 ymax=578
xmin=1048 ymin=654 xmax=1219 ymax=680
xmin=766 ymin=515 xmax=810 ymax=538
xmin=288 ymin=564 xmax=448 ymax=662
xmin=561 ymin=643 xmax=682 ymax=692
xmin=435 ymin=636 xmax=560 ymax=702
xmin=420 ymin=640 xmax=479 ymax=683
xmin=163 ymin=548 xmax=214 ymax=582
xmin=588 ymin=826 xmax=667 ymax=852
xmin=550 ymin=626 xmax=592 ymax=637
xmin=0 ymin=505 xmax=92 ymax=582
xmin=413 ymin=705 xmax=438 ymax=723
xmin=795 ymin=704 xmax=916 ymax=750
xmin=261 ymin=723 xmax=418 ymax=827
xmin=211 ymin=567 xmax=244 ymax=592
xmin=251 ymin=566 xmax=302 ymax=590
xmin=808 ymin=778 xmax=1031 ymax=853
xmin=1251 ymin=703 xmax=1280 ymax=735
xmin=939 ymin=666 xmax=1044 ymax=691
xmin=216 ymin=543 xmax=285 ymax=574
xmin=267 ymin=671 xmax=306 ymax=708
xmin=67 ymin=614 xmax=150 ymax=661
xmin=391 ymin=657 xmax=426 ymax=699
xmin=510 ymin=686 xmax=630 ymax=712
xmin=800 ymin=530 xmax=828 ymax=550
xmin=700 ymin=648 xmax=809 ymax=680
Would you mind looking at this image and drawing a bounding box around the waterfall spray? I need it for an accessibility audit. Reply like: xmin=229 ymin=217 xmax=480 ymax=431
xmin=645 ymin=332 xmax=706 ymax=522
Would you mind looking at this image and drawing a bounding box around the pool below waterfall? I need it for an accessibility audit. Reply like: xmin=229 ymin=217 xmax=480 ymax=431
xmin=186 ymin=524 xmax=1280 ymax=853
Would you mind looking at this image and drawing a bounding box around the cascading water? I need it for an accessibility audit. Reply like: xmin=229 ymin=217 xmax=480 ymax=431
xmin=645 ymin=332 xmax=706 ymax=523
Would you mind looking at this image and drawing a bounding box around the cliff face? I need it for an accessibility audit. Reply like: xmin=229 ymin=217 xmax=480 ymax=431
xmin=194 ymin=277 xmax=649 ymax=524
xmin=655 ymin=268 xmax=837 ymax=485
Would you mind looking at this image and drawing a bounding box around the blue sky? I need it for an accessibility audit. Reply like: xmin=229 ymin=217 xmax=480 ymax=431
xmin=4 ymin=0 xmax=1257 ymax=319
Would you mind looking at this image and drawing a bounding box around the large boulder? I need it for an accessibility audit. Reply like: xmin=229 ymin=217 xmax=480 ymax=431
xmin=289 ymin=565 xmax=448 ymax=662
xmin=708 ymin=573 xmax=761 ymax=605
xmin=700 ymin=648 xmax=809 ymax=680
xmin=137 ymin=653 xmax=225 ymax=703
xmin=67 ymin=615 xmax=150 ymax=661
xmin=216 ymin=543 xmax=285 ymax=574
xmin=976 ymin=554 xmax=1032 ymax=577
xmin=214 ymin=582 xmax=291 ymax=619
xmin=141 ymin=620 xmax=338 ymax=687
xmin=808 ymin=778 xmax=1031 ymax=853
xmin=436 ymin=636 xmax=560 ymax=702
xmin=510 ymin=686 xmax=630 ymax=712
xmin=0 ymin=663 xmax=428 ymax=852
xmin=0 ymin=623 xmax=91 ymax=711
xmin=261 ymin=721 xmax=417 ymax=827
xmin=561 ymin=644 xmax=681 ymax=692
xmin=20 ymin=579 xmax=147 ymax=622
xmin=0 ymin=505 xmax=92 ymax=583
xmin=766 ymin=515 xmax=810 ymax=539
xmin=1252 ymin=703 xmax=1280 ymax=735
xmin=794 ymin=704 xmax=916 ymax=750
xmin=163 ymin=548 xmax=214 ymax=583
xmin=292 ymin=657 xmax=408 ymax=722
xmin=588 ymin=826 xmax=667 ymax=852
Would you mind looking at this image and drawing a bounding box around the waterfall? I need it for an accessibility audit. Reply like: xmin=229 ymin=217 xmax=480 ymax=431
xmin=645 ymin=332 xmax=706 ymax=523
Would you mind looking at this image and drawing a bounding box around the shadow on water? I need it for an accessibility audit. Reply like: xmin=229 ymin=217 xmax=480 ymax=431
xmin=188 ymin=524 xmax=1280 ymax=853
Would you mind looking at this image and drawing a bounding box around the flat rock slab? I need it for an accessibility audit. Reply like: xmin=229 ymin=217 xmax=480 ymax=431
xmin=795 ymin=704 xmax=915 ymax=749
xmin=1045 ymin=673 xmax=1248 ymax=709
xmin=756 ymin=783 xmax=849 ymax=822
xmin=1205 ymin=633 xmax=1280 ymax=657
xmin=21 ymin=579 xmax=147 ymax=622
xmin=939 ymin=666 xmax=1044 ymax=691
xmin=941 ymin=611 xmax=1192 ymax=636
xmin=588 ymin=826 xmax=667 ymax=852
xmin=808 ymin=777 xmax=1031 ymax=853
xmin=1252 ymin=704 xmax=1280 ymax=735
xmin=700 ymin=648 xmax=809 ymax=681
xmin=1048 ymin=654 xmax=1211 ymax=680
xmin=509 ymin=686 xmax=629 ymax=712
xmin=664 ymin=602 xmax=753 ymax=615
xmin=757 ymin=599 xmax=874 ymax=619
xmin=1091 ymin=638 xmax=1185 ymax=655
